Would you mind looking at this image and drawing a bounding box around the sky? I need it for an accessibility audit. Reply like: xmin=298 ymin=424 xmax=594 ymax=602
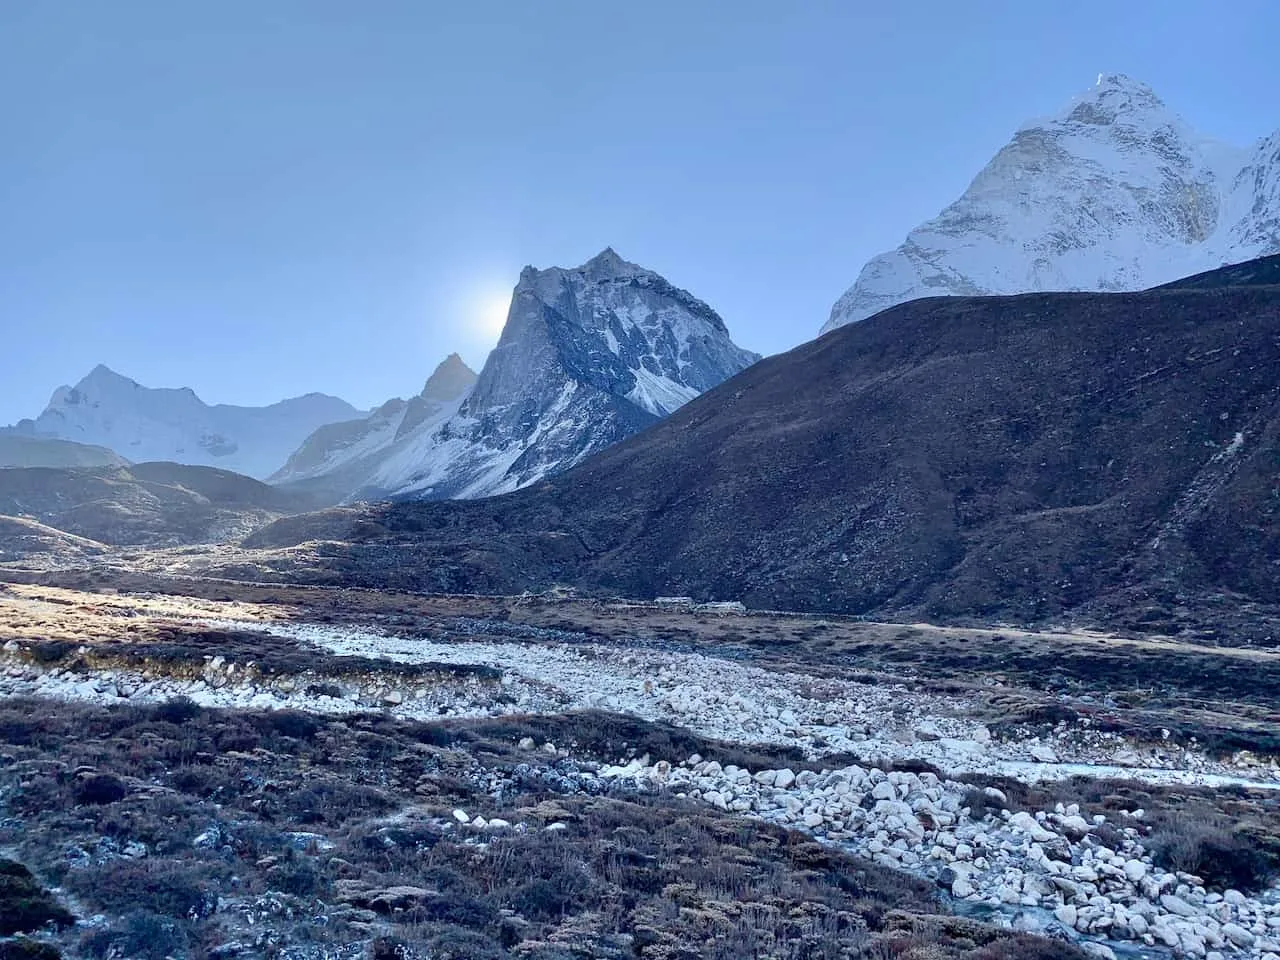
xmin=2 ymin=0 xmax=1278 ymax=423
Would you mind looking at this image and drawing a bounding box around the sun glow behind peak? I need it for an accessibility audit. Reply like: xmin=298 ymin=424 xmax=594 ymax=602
xmin=474 ymin=289 xmax=513 ymax=340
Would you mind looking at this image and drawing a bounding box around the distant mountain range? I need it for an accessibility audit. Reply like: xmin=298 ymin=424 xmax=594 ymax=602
xmin=5 ymin=251 xmax=758 ymax=504
xmin=5 ymin=365 xmax=360 ymax=480
xmin=824 ymin=74 xmax=1280 ymax=332
xmin=246 ymin=253 xmax=1280 ymax=641
xmin=9 ymin=75 xmax=1277 ymax=513
xmin=268 ymin=353 xmax=479 ymax=503
xmin=273 ymin=248 xmax=760 ymax=502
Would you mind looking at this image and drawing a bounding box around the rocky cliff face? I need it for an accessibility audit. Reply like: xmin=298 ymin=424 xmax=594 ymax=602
xmin=279 ymin=250 xmax=759 ymax=503
xmin=824 ymin=75 xmax=1280 ymax=332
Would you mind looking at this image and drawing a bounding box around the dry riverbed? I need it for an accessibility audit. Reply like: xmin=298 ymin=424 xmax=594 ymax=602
xmin=0 ymin=576 xmax=1277 ymax=959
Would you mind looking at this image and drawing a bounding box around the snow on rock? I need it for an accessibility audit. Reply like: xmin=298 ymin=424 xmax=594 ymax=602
xmin=8 ymin=364 xmax=361 ymax=480
xmin=197 ymin=619 xmax=1280 ymax=791
xmin=268 ymin=353 xmax=477 ymax=494
xmin=351 ymin=249 xmax=759 ymax=502
xmin=824 ymin=74 xmax=1280 ymax=333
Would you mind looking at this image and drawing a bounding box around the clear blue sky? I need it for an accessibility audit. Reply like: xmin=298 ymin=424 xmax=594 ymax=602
xmin=2 ymin=0 xmax=1277 ymax=423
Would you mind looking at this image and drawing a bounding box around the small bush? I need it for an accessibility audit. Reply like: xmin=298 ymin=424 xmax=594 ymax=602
xmin=1146 ymin=815 xmax=1278 ymax=892
xmin=148 ymin=697 xmax=202 ymax=725
xmin=508 ymin=866 xmax=592 ymax=921
xmin=420 ymin=926 xmax=505 ymax=960
xmin=74 ymin=774 xmax=127 ymax=806
xmin=413 ymin=894 xmax=498 ymax=928
xmin=369 ymin=938 xmax=409 ymax=960
xmin=265 ymin=855 xmax=329 ymax=897
xmin=276 ymin=779 xmax=392 ymax=825
xmin=0 ymin=860 xmax=75 ymax=936
xmin=0 ymin=938 xmax=62 ymax=960
xmin=169 ymin=764 xmax=238 ymax=799
xmin=67 ymin=860 xmax=216 ymax=920
xmin=26 ymin=642 xmax=75 ymax=666
xmin=255 ymin=710 xmax=323 ymax=741
xmin=79 ymin=911 xmax=189 ymax=960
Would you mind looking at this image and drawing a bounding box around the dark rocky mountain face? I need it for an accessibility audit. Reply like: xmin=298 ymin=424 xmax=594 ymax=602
xmin=269 ymin=252 xmax=757 ymax=505
xmin=0 ymin=462 xmax=319 ymax=550
xmin=247 ymin=257 xmax=1280 ymax=638
xmin=1158 ymin=252 xmax=1280 ymax=289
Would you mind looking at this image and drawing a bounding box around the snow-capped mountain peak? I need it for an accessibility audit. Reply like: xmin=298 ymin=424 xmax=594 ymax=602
xmin=823 ymin=75 xmax=1279 ymax=332
xmin=371 ymin=249 xmax=759 ymax=500
xmin=1070 ymin=73 xmax=1166 ymax=119
xmin=10 ymin=366 xmax=361 ymax=480
xmin=276 ymin=250 xmax=759 ymax=504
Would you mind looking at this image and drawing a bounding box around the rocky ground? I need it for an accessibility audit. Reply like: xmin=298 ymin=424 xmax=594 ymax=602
xmin=0 ymin=574 xmax=1276 ymax=959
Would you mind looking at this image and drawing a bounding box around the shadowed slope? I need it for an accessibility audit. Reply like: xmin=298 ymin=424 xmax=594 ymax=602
xmin=247 ymin=259 xmax=1280 ymax=635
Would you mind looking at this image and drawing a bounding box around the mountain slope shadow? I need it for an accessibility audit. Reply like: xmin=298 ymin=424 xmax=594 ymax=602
xmin=247 ymin=256 xmax=1280 ymax=636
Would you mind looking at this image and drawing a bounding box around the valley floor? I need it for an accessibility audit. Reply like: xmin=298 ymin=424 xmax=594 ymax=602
xmin=0 ymin=571 xmax=1277 ymax=960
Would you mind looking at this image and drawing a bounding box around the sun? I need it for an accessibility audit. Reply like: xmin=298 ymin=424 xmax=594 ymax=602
xmin=476 ymin=290 xmax=512 ymax=339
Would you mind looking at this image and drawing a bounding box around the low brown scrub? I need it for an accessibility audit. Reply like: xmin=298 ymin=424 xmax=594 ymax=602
xmin=0 ymin=695 xmax=1089 ymax=960
xmin=1145 ymin=812 xmax=1279 ymax=891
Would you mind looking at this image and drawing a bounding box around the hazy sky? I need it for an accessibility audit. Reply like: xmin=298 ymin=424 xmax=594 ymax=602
xmin=2 ymin=1 xmax=1278 ymax=423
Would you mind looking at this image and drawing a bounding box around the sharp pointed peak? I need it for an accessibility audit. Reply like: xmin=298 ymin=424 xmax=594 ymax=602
xmin=582 ymin=246 xmax=646 ymax=277
xmin=430 ymin=352 xmax=476 ymax=378
xmin=586 ymin=246 xmax=623 ymax=266
xmin=421 ymin=352 xmax=479 ymax=401
xmin=77 ymin=364 xmax=138 ymax=389
xmin=1092 ymin=72 xmax=1158 ymax=95
xmin=1016 ymin=73 xmax=1177 ymax=136
xmin=1067 ymin=72 xmax=1167 ymax=118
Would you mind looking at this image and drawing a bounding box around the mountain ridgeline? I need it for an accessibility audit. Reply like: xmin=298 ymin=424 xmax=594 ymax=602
xmin=0 ymin=461 xmax=320 ymax=549
xmin=7 ymin=365 xmax=360 ymax=480
xmin=248 ymin=255 xmax=1280 ymax=638
xmin=824 ymin=74 xmax=1280 ymax=332
xmin=3 ymin=252 xmax=758 ymax=506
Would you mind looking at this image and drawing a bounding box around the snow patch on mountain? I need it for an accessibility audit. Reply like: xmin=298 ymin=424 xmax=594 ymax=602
xmin=10 ymin=365 xmax=360 ymax=480
xmin=824 ymin=74 xmax=1280 ymax=332
xmin=269 ymin=354 xmax=477 ymax=498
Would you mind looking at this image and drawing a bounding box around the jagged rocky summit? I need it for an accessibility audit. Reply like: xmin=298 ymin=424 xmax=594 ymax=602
xmin=276 ymin=248 xmax=760 ymax=502
xmin=824 ymin=74 xmax=1280 ymax=332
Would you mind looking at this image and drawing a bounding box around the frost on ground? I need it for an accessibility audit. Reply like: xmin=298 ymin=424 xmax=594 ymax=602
xmin=2 ymin=588 xmax=1279 ymax=960
xmin=203 ymin=620 xmax=1280 ymax=960
xmin=213 ymin=619 xmax=1280 ymax=792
